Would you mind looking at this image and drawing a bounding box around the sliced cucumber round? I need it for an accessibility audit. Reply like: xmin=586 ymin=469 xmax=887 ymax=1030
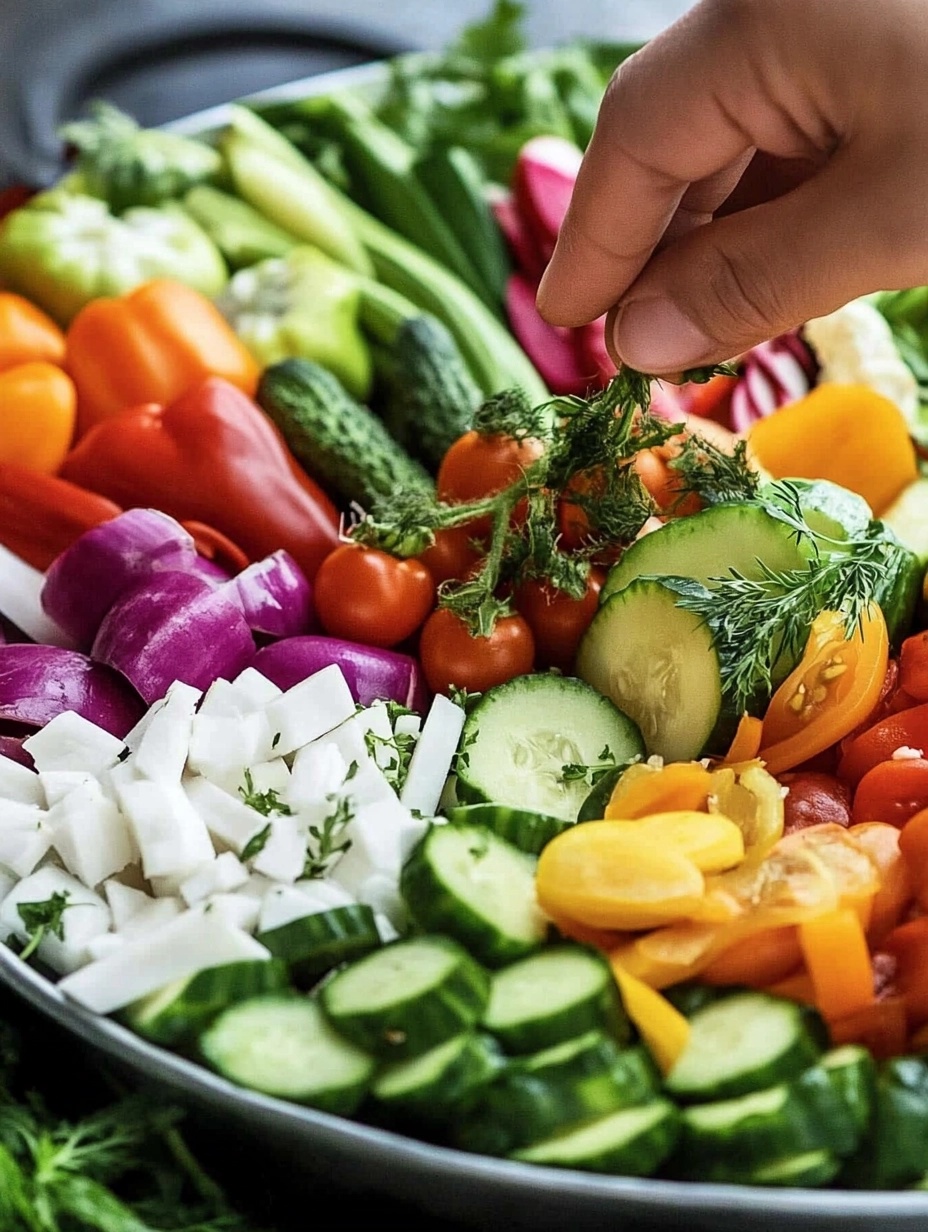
xmin=842 ymin=1055 xmax=928 ymax=1190
xmin=200 ymin=994 xmax=375 ymax=1113
xmin=482 ymin=945 xmax=631 ymax=1054
xmin=443 ymin=803 xmax=572 ymax=855
xmin=576 ymin=578 xmax=723 ymax=762
xmin=372 ymin=1030 xmax=503 ymax=1114
xmin=761 ymin=478 xmax=872 ymax=551
xmin=665 ymin=991 xmax=824 ymax=1103
xmin=126 ymin=959 xmax=291 ymax=1048
xmin=820 ymin=1044 xmax=876 ymax=1146
xmin=454 ymin=674 xmax=645 ymax=823
xmin=511 ymin=1098 xmax=680 ymax=1176
xmin=400 ymin=823 xmax=547 ymax=967
xmin=256 ymin=905 xmax=381 ymax=988
xmin=319 ymin=934 xmax=490 ymax=1060
xmin=600 ymin=502 xmax=808 ymax=603
xmin=748 ymin=1148 xmax=841 ymax=1188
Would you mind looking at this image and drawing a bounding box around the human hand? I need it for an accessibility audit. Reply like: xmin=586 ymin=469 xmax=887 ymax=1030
xmin=537 ymin=0 xmax=928 ymax=374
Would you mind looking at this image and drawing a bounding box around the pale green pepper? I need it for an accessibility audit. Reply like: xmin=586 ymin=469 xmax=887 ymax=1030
xmin=0 ymin=191 xmax=228 ymax=325
xmin=215 ymin=246 xmax=372 ymax=400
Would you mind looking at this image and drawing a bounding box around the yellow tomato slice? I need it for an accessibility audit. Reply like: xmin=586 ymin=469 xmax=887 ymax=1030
xmin=620 ymin=811 xmax=745 ymax=873
xmin=708 ymin=763 xmax=784 ymax=856
xmin=536 ymin=821 xmax=705 ymax=930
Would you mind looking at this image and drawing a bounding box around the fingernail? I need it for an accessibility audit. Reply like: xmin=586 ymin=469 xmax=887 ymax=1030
xmin=612 ymin=298 xmax=714 ymax=372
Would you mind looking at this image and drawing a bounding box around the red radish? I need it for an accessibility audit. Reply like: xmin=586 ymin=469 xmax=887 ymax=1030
xmin=513 ymin=135 xmax=583 ymax=262
xmin=488 ymin=186 xmax=548 ymax=280
xmin=575 ymin=316 xmax=616 ymax=388
xmin=505 ymin=272 xmax=589 ymax=396
xmin=730 ymin=332 xmax=818 ymax=433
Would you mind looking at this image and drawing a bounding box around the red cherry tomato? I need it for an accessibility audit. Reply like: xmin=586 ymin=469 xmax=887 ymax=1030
xmin=417 ymin=525 xmax=484 ymax=587
xmin=313 ymin=543 xmax=435 ymax=649
xmin=851 ymin=757 xmax=928 ymax=828
xmin=437 ymin=430 xmax=545 ymax=539
xmin=838 ymin=701 xmax=928 ymax=788
xmin=515 ymin=569 xmax=604 ymax=673
xmin=779 ymin=772 xmax=852 ymax=834
xmin=418 ymin=607 xmax=535 ymax=695
xmin=900 ymin=632 xmax=928 ymax=703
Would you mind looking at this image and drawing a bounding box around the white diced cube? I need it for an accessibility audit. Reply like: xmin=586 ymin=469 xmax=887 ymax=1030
xmin=58 ymin=910 xmax=270 ymax=1013
xmin=118 ymin=895 xmax=184 ymax=939
xmin=132 ymin=680 xmax=201 ymax=784
xmin=244 ymin=758 xmax=291 ymax=797
xmin=85 ymin=933 xmax=124 ymax=962
xmin=258 ymin=879 xmax=354 ymax=933
xmin=187 ymin=710 xmax=274 ymax=790
xmin=231 ymin=667 xmax=282 ymax=709
xmin=0 ymin=868 xmax=18 ymax=937
xmin=263 ymin=664 xmax=355 ymax=757
xmin=393 ymin=714 xmax=422 ymax=740
xmin=184 ymin=776 xmax=269 ymax=855
xmin=0 ymin=799 xmax=47 ymax=829
xmin=180 ymin=852 xmax=248 ymax=905
xmin=235 ymin=872 xmax=278 ymax=903
xmin=287 ymin=740 xmax=348 ymax=813
xmin=251 ymin=815 xmax=307 ymax=884
xmin=0 ymin=754 xmax=43 ymax=806
xmin=197 ymin=677 xmax=247 ymax=718
xmin=40 ymin=769 xmax=96 ymax=807
xmin=205 ymin=892 xmax=261 ymax=933
xmin=329 ymin=798 xmax=428 ymax=898
xmin=116 ymin=779 xmax=215 ymax=880
xmin=50 ymin=779 xmax=136 ymax=887
xmin=23 ymin=711 xmax=125 ymax=776
xmin=0 ymin=866 xmax=111 ymax=975
xmin=356 ymin=871 xmax=409 ymax=932
xmin=122 ymin=695 xmax=166 ymax=753
xmin=103 ymin=880 xmax=152 ymax=930
xmin=400 ymin=694 xmax=466 ymax=817
xmin=375 ymin=912 xmax=401 ymax=942
xmin=0 ymin=819 xmax=54 ymax=878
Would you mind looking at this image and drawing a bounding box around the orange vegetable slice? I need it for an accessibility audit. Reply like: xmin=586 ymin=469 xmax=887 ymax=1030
xmin=613 ymin=811 xmax=745 ymax=873
xmin=799 ymin=907 xmax=875 ymax=1021
xmin=609 ymin=962 xmax=691 ymax=1073
xmin=604 ymin=761 xmax=712 ymax=819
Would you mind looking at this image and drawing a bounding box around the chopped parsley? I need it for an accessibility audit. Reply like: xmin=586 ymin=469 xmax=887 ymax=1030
xmin=17 ymin=892 xmax=71 ymax=961
xmin=238 ymin=767 xmax=293 ymax=818
xmin=241 ymin=823 xmax=273 ymax=862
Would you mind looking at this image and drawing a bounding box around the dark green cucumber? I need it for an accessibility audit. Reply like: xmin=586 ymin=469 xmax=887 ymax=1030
xmin=881 ymin=476 xmax=928 ymax=565
xmin=455 ymin=674 xmax=645 ymax=823
xmin=318 ymin=935 xmax=490 ymax=1060
xmin=400 ymin=823 xmax=547 ymax=968
xmin=511 ymin=1099 xmax=680 ymax=1176
xmin=761 ymin=479 xmax=872 ymax=550
xmin=379 ymin=314 xmax=482 ymax=471
xmin=820 ymin=1044 xmax=876 ymax=1146
xmin=576 ymin=762 xmax=641 ymax=823
xmin=869 ymin=522 xmax=922 ymax=648
xmin=255 ymin=905 xmax=381 ymax=988
xmin=577 ymin=578 xmax=723 ymax=762
xmin=372 ymin=1030 xmax=503 ymax=1115
xmin=257 ymin=357 xmax=433 ymax=508
xmin=200 ymin=994 xmax=375 ymax=1113
xmin=126 ymin=958 xmax=290 ymax=1048
xmin=443 ymin=802 xmax=572 ymax=856
xmin=747 ymin=1149 xmax=841 ymax=1188
xmin=482 ymin=945 xmax=631 ymax=1054
xmin=600 ymin=502 xmax=809 ymax=604
xmin=842 ymin=1055 xmax=928 ymax=1189
xmin=665 ymin=992 xmax=825 ymax=1103
xmin=456 ymin=1033 xmax=659 ymax=1156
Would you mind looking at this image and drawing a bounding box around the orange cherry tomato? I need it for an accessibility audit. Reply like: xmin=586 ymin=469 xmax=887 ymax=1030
xmin=437 ymin=429 xmax=545 ymax=538
xmin=632 ymin=448 xmax=701 ymax=517
xmin=701 ymin=925 xmax=803 ymax=988
xmin=838 ymin=701 xmax=928 ymax=787
xmin=515 ymin=568 xmax=604 ymax=673
xmin=418 ymin=607 xmax=535 ymax=696
xmin=900 ymin=632 xmax=928 ymax=703
xmin=883 ymin=916 xmax=928 ymax=1027
xmin=852 ymin=758 xmax=928 ymax=828
xmin=759 ymin=604 xmax=889 ymax=776
xmin=313 ymin=543 xmax=435 ymax=649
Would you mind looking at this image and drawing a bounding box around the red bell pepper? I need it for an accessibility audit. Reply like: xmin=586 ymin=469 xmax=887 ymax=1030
xmin=60 ymin=377 xmax=340 ymax=580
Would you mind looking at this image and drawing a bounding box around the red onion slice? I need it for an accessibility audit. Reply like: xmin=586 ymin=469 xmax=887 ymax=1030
xmin=222 ymin=550 xmax=315 ymax=640
xmin=252 ymin=636 xmax=429 ymax=713
xmin=0 ymin=644 xmax=144 ymax=736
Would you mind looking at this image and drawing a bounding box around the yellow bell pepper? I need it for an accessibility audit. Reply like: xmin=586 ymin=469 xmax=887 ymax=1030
xmin=0 ymin=361 xmax=76 ymax=473
xmin=609 ymin=963 xmax=691 ymax=1074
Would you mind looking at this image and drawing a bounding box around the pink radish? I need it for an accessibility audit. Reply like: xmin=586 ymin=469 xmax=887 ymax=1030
xmin=729 ymin=332 xmax=818 ymax=433
xmin=506 ymin=272 xmax=590 ymax=396
xmin=512 ymin=136 xmax=584 ymax=262
xmin=488 ymin=186 xmax=548 ymax=280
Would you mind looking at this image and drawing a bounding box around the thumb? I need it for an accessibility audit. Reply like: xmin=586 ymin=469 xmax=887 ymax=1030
xmin=610 ymin=147 xmax=920 ymax=373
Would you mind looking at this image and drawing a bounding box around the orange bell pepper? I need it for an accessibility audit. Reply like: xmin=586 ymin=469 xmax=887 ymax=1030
xmin=798 ymin=907 xmax=875 ymax=1021
xmin=60 ymin=377 xmax=339 ymax=581
xmin=828 ymin=997 xmax=908 ymax=1059
xmin=0 ymin=292 xmax=65 ymax=372
xmin=746 ymin=383 xmax=918 ymax=515
xmin=66 ymin=280 xmax=259 ymax=435
xmin=849 ymin=822 xmax=914 ymax=942
xmin=702 ymin=925 xmax=803 ymax=988
xmin=0 ymin=361 xmax=76 ymax=473
xmin=720 ymin=714 xmax=764 ymax=765
xmin=883 ymin=916 xmax=928 ymax=1027
xmin=604 ymin=761 xmax=713 ymax=819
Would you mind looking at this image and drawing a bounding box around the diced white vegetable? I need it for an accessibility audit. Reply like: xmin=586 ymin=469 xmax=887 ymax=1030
xmin=287 ymin=740 xmax=348 ymax=813
xmin=116 ymin=779 xmax=215 ymax=880
xmin=103 ymin=758 xmax=140 ymax=800
xmin=258 ymin=879 xmax=353 ymax=933
xmin=400 ymin=694 xmax=466 ymax=817
xmin=85 ymin=933 xmax=124 ymax=962
xmin=244 ymin=758 xmax=290 ymax=796
xmin=250 ymin=814 xmax=307 ymax=884
xmin=235 ymin=872 xmax=278 ymax=902
xmin=205 ymin=892 xmax=260 ymax=933
xmin=103 ymin=880 xmax=152 ymax=930
xmin=132 ymin=680 xmax=201 ymax=784
xmin=122 ymin=696 xmax=166 ymax=753
xmin=329 ymin=797 xmax=428 ymax=898
xmin=231 ymin=667 xmax=282 ymax=709
xmin=39 ymin=769 xmax=96 ymax=807
xmin=23 ymin=711 xmax=125 ymax=777
xmin=0 ymin=543 xmax=76 ymax=648
xmin=393 ymin=713 xmax=422 ymax=740
xmin=197 ymin=677 xmax=247 ymax=718
xmin=0 ymin=867 xmax=111 ymax=975
xmin=180 ymin=851 xmax=248 ymax=905
xmin=186 ymin=710 xmax=274 ymax=791
xmin=183 ymin=776 xmax=268 ymax=854
xmin=118 ymin=895 xmax=184 ymax=939
xmin=375 ymin=913 xmax=401 ymax=943
xmin=263 ymin=664 xmax=355 ymax=757
xmin=0 ymin=819 xmax=54 ymax=878
xmin=59 ymin=909 xmax=270 ymax=1013
xmin=356 ymin=871 xmax=409 ymax=932
xmin=317 ymin=703 xmax=394 ymax=773
xmin=50 ymin=779 xmax=136 ymax=887
xmin=342 ymin=758 xmax=398 ymax=809
xmin=0 ymin=868 xmax=18 ymax=935
xmin=0 ymin=754 xmax=43 ymax=806
xmin=0 ymin=800 xmax=47 ymax=829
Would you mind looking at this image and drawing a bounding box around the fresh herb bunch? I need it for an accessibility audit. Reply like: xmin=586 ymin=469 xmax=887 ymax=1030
xmin=355 ymin=366 xmax=750 ymax=635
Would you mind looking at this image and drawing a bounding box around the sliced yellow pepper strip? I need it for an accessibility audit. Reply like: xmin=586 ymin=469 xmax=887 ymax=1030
xmin=610 ymin=962 xmax=691 ymax=1074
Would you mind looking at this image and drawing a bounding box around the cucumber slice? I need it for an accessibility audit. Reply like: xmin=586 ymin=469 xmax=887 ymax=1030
xmin=821 ymin=1044 xmax=876 ymax=1145
xmin=843 ymin=1056 xmax=928 ymax=1189
xmin=400 ymin=823 xmax=547 ymax=967
xmin=372 ymin=1030 xmax=503 ymax=1114
xmin=761 ymin=479 xmax=872 ymax=550
xmin=127 ymin=958 xmax=291 ymax=1048
xmin=443 ymin=803 xmax=572 ymax=855
xmin=482 ymin=945 xmax=631 ymax=1054
xmin=511 ymin=1098 xmax=679 ymax=1176
xmin=600 ymin=502 xmax=808 ymax=603
xmin=200 ymin=994 xmax=374 ymax=1113
xmin=576 ymin=579 xmax=723 ymax=761
xmin=748 ymin=1148 xmax=841 ymax=1188
xmin=256 ymin=905 xmax=381 ymax=988
xmin=576 ymin=764 xmax=626 ymax=823
xmin=881 ymin=476 xmax=928 ymax=565
xmin=319 ymin=935 xmax=490 ymax=1059
xmin=455 ymin=675 xmax=645 ymax=823
xmin=665 ymin=992 xmax=824 ymax=1102
xmin=457 ymin=1032 xmax=660 ymax=1156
